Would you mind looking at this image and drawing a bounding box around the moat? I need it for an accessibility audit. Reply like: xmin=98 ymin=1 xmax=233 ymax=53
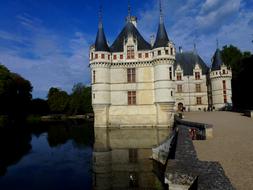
xmin=0 ymin=121 xmax=165 ymax=190
xmin=0 ymin=121 xmax=94 ymax=190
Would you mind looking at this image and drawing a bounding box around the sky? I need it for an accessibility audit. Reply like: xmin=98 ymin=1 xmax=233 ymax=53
xmin=0 ymin=0 xmax=253 ymax=99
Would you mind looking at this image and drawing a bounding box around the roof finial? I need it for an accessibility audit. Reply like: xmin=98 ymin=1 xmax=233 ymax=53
xmin=159 ymin=0 xmax=163 ymax=23
xmin=128 ymin=0 xmax=131 ymax=20
xmin=98 ymin=5 xmax=103 ymax=28
xmin=216 ymin=38 xmax=219 ymax=49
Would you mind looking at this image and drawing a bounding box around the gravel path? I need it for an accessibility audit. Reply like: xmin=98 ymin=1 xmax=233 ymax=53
xmin=183 ymin=111 xmax=253 ymax=190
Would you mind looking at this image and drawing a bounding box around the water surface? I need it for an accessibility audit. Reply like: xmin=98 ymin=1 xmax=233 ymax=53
xmin=0 ymin=121 xmax=94 ymax=190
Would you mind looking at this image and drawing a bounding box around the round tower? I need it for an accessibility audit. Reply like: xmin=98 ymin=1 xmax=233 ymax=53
xmin=210 ymin=48 xmax=232 ymax=110
xmin=153 ymin=0 xmax=175 ymax=126
xmin=90 ymin=10 xmax=111 ymax=131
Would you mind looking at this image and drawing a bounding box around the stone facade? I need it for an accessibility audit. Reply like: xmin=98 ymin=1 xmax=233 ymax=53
xmin=90 ymin=10 xmax=232 ymax=131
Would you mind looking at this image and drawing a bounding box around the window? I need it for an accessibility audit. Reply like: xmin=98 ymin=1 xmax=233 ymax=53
xmin=196 ymin=84 xmax=201 ymax=92
xmin=223 ymin=69 xmax=226 ymax=74
xmin=128 ymin=91 xmax=136 ymax=105
xmin=129 ymin=149 xmax=138 ymax=163
xmin=165 ymin=50 xmax=169 ymax=55
xmin=196 ymin=97 xmax=202 ymax=105
xmin=101 ymin=54 xmax=105 ymax=59
xmin=113 ymin=54 xmax=117 ymax=60
xmin=169 ymin=67 xmax=172 ymax=80
xmin=224 ymin=95 xmax=227 ymax=103
xmin=93 ymin=70 xmax=96 ymax=83
xmin=176 ymin=73 xmax=182 ymax=80
xmin=120 ymin=54 xmax=123 ymax=59
xmin=145 ymin=53 xmax=149 ymax=58
xmin=108 ymin=55 xmax=110 ymax=60
xmin=93 ymin=93 xmax=95 ymax=99
xmin=127 ymin=68 xmax=136 ymax=83
xmin=177 ymin=85 xmax=182 ymax=93
xmin=158 ymin=50 xmax=161 ymax=55
xmin=91 ymin=53 xmax=93 ymax=60
xmin=95 ymin=54 xmax=98 ymax=59
xmin=127 ymin=46 xmax=135 ymax=59
xmin=170 ymin=48 xmax=173 ymax=55
xmin=223 ymin=90 xmax=227 ymax=95
xmin=195 ymin=72 xmax=200 ymax=80
xmin=138 ymin=53 xmax=142 ymax=58
xmin=223 ymin=80 xmax=226 ymax=90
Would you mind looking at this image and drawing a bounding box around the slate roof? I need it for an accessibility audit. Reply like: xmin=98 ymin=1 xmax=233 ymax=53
xmin=211 ymin=49 xmax=223 ymax=71
xmin=110 ymin=22 xmax=151 ymax=52
xmin=175 ymin=52 xmax=209 ymax=75
xmin=153 ymin=20 xmax=170 ymax=48
xmin=95 ymin=23 xmax=110 ymax=52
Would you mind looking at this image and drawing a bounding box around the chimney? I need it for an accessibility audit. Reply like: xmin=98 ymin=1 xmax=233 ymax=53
xmin=179 ymin=46 xmax=183 ymax=53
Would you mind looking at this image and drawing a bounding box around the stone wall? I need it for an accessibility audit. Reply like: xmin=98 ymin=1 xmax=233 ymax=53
xmin=164 ymin=124 xmax=234 ymax=190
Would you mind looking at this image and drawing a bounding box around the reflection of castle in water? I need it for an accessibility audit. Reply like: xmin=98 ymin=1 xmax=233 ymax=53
xmin=93 ymin=128 xmax=166 ymax=190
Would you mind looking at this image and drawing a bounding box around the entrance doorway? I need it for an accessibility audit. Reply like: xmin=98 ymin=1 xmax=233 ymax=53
xmin=178 ymin=102 xmax=184 ymax=112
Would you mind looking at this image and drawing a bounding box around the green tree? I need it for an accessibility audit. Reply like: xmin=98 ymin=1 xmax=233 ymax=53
xmin=0 ymin=64 xmax=33 ymax=119
xmin=221 ymin=46 xmax=252 ymax=110
xmin=47 ymin=88 xmax=69 ymax=114
xmin=69 ymin=83 xmax=92 ymax=115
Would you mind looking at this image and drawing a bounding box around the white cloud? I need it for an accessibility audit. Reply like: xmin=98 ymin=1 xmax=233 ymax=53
xmin=197 ymin=0 xmax=241 ymax=30
xmin=0 ymin=14 xmax=91 ymax=98
xmin=137 ymin=0 xmax=252 ymax=66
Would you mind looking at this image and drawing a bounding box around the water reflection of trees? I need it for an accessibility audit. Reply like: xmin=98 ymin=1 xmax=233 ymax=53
xmin=30 ymin=121 xmax=94 ymax=148
xmin=0 ymin=121 xmax=94 ymax=176
xmin=0 ymin=126 xmax=32 ymax=176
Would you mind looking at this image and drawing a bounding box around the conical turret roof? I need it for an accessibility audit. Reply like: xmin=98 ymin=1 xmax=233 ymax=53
xmin=95 ymin=19 xmax=110 ymax=52
xmin=211 ymin=49 xmax=223 ymax=71
xmin=153 ymin=1 xmax=170 ymax=48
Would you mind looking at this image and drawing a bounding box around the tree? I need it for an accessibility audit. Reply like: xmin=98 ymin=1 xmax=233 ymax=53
xmin=68 ymin=83 xmax=92 ymax=115
xmin=221 ymin=46 xmax=253 ymax=110
xmin=30 ymin=98 xmax=49 ymax=115
xmin=0 ymin=64 xmax=33 ymax=119
xmin=47 ymin=88 xmax=69 ymax=114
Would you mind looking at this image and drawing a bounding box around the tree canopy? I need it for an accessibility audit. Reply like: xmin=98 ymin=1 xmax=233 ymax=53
xmin=0 ymin=64 xmax=33 ymax=119
xmin=46 ymin=84 xmax=92 ymax=115
xmin=221 ymin=45 xmax=253 ymax=110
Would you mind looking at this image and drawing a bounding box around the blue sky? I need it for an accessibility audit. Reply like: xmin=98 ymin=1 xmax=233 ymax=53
xmin=0 ymin=0 xmax=253 ymax=98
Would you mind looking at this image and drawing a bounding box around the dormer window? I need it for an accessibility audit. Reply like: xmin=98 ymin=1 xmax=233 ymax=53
xmin=138 ymin=53 xmax=142 ymax=58
xmin=176 ymin=73 xmax=182 ymax=80
xmin=120 ymin=54 xmax=123 ymax=59
xmin=101 ymin=54 xmax=105 ymax=59
xmin=223 ymin=69 xmax=226 ymax=74
xmin=95 ymin=54 xmax=98 ymax=59
xmin=91 ymin=53 xmax=93 ymax=60
xmin=158 ymin=50 xmax=161 ymax=55
xmin=113 ymin=55 xmax=117 ymax=60
xmin=127 ymin=46 xmax=135 ymax=59
xmin=195 ymin=72 xmax=200 ymax=80
xmin=145 ymin=53 xmax=149 ymax=58
xmin=165 ymin=50 xmax=169 ymax=55
xmin=108 ymin=55 xmax=110 ymax=60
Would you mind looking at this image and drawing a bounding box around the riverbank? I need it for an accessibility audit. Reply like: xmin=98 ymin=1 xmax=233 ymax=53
xmin=183 ymin=111 xmax=253 ymax=190
xmin=0 ymin=114 xmax=94 ymax=127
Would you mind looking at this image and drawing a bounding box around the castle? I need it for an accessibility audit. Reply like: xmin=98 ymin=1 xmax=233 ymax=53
xmin=89 ymin=4 xmax=232 ymax=135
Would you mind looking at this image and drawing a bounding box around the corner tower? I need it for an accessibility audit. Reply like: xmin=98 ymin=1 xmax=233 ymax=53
xmin=90 ymin=8 xmax=111 ymax=150
xmin=152 ymin=0 xmax=176 ymax=126
xmin=210 ymin=47 xmax=232 ymax=110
